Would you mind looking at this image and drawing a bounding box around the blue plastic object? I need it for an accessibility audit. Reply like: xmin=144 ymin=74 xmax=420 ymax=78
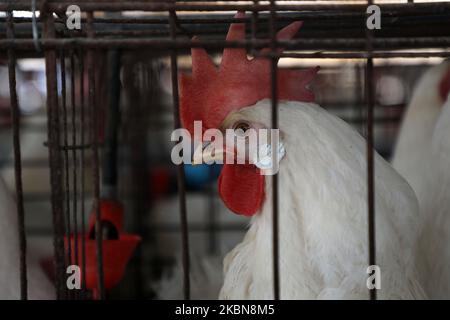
xmin=184 ymin=163 xmax=222 ymax=189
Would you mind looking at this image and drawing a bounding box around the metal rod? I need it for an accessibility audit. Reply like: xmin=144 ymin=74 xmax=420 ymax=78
xmin=169 ymin=9 xmax=191 ymax=300
xmin=70 ymin=51 xmax=79 ymax=299
xmin=28 ymin=223 xmax=249 ymax=236
xmin=274 ymin=51 xmax=450 ymax=59
xmin=2 ymin=1 xmax=448 ymax=13
xmin=269 ymin=0 xmax=280 ymax=301
xmin=207 ymin=173 xmax=217 ymax=255
xmin=366 ymin=0 xmax=377 ymax=301
xmin=2 ymin=37 xmax=450 ymax=51
xmin=102 ymin=49 xmax=121 ymax=199
xmin=59 ymin=50 xmax=73 ymax=292
xmin=250 ymin=0 xmax=259 ymax=56
xmin=6 ymin=11 xmax=28 ymax=301
xmin=43 ymin=9 xmax=67 ymax=300
xmin=3 ymin=11 xmax=450 ymax=27
xmin=86 ymin=11 xmax=106 ymax=300
xmin=78 ymin=49 xmax=88 ymax=297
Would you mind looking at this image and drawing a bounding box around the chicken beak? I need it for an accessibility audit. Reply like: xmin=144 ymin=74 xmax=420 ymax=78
xmin=192 ymin=141 xmax=227 ymax=165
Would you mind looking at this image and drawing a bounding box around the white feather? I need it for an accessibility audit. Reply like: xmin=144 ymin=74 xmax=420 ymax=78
xmin=219 ymin=100 xmax=425 ymax=299
xmin=392 ymin=61 xmax=450 ymax=299
xmin=412 ymin=96 xmax=450 ymax=299
xmin=154 ymin=253 xmax=224 ymax=300
xmin=392 ymin=61 xmax=450 ymax=207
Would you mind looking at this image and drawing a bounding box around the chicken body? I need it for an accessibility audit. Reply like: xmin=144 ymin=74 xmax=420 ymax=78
xmin=392 ymin=61 xmax=450 ymax=207
xmin=0 ymin=176 xmax=54 ymax=299
xmin=392 ymin=62 xmax=450 ymax=299
xmin=219 ymin=100 xmax=425 ymax=299
xmin=416 ymin=97 xmax=450 ymax=298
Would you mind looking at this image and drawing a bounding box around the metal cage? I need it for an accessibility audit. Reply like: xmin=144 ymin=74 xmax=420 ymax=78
xmin=1 ymin=0 xmax=450 ymax=300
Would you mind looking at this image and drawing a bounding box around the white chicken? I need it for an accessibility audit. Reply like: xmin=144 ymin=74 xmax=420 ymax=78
xmin=179 ymin=12 xmax=426 ymax=299
xmin=392 ymin=61 xmax=450 ymax=299
xmin=0 ymin=175 xmax=55 ymax=299
xmin=392 ymin=61 xmax=450 ymax=207
xmin=417 ymin=96 xmax=450 ymax=299
xmin=216 ymin=100 xmax=424 ymax=299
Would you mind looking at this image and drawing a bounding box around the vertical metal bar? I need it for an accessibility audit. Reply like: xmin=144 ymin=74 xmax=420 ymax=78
xmin=169 ymin=9 xmax=190 ymax=300
xmin=43 ymin=9 xmax=67 ymax=300
xmin=70 ymin=52 xmax=79 ymax=300
xmin=86 ymin=11 xmax=106 ymax=300
xmin=355 ymin=65 xmax=364 ymax=134
xmin=366 ymin=0 xmax=377 ymax=301
xmin=207 ymin=173 xmax=217 ymax=255
xmin=269 ymin=0 xmax=280 ymax=301
xmin=102 ymin=50 xmax=121 ymax=199
xmin=6 ymin=11 xmax=28 ymax=301
xmin=78 ymin=49 xmax=88 ymax=297
xmin=60 ymin=50 xmax=73 ymax=280
xmin=251 ymin=1 xmax=259 ymax=56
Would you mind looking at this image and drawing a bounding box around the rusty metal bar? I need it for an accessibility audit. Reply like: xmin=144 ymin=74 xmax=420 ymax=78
xmin=78 ymin=49 xmax=88 ymax=297
xmin=43 ymin=8 xmax=67 ymax=300
xmin=6 ymin=11 xmax=28 ymax=301
xmin=169 ymin=9 xmax=191 ymax=300
xmin=28 ymin=223 xmax=249 ymax=236
xmin=59 ymin=50 xmax=73 ymax=284
xmin=250 ymin=0 xmax=259 ymax=56
xmin=2 ymin=1 xmax=449 ymax=13
xmin=70 ymin=51 xmax=80 ymax=300
xmin=272 ymin=51 xmax=450 ymax=59
xmin=86 ymin=11 xmax=106 ymax=300
xmin=269 ymin=0 xmax=280 ymax=301
xmin=366 ymin=0 xmax=377 ymax=301
xmin=207 ymin=167 xmax=218 ymax=255
xmin=2 ymin=37 xmax=450 ymax=51
xmin=3 ymin=11 xmax=450 ymax=28
xmin=102 ymin=49 xmax=121 ymax=199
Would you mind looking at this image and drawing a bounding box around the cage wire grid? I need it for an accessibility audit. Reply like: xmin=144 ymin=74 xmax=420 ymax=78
xmin=1 ymin=0 xmax=450 ymax=300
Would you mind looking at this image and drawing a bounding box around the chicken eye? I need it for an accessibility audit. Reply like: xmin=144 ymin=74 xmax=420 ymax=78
xmin=233 ymin=121 xmax=250 ymax=135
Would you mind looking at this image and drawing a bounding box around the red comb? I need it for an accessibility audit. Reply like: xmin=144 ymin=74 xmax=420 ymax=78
xmin=180 ymin=12 xmax=319 ymax=135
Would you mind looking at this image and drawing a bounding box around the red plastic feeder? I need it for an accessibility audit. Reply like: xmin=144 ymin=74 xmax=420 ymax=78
xmin=65 ymin=199 xmax=141 ymax=299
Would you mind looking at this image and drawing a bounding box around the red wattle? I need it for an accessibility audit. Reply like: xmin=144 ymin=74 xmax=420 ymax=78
xmin=218 ymin=164 xmax=265 ymax=216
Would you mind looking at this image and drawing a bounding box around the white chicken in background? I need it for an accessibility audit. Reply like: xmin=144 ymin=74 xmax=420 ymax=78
xmin=392 ymin=61 xmax=450 ymax=207
xmin=178 ymin=12 xmax=426 ymax=299
xmin=0 ymin=175 xmax=54 ymax=299
xmin=418 ymin=97 xmax=450 ymax=299
xmin=392 ymin=61 xmax=450 ymax=299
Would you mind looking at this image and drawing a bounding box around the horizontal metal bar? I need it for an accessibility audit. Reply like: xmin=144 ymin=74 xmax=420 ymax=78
xmin=27 ymin=223 xmax=247 ymax=236
xmin=43 ymin=142 xmax=93 ymax=151
xmin=4 ymin=18 xmax=450 ymax=42
xmin=2 ymin=1 xmax=449 ymax=14
xmin=276 ymin=51 xmax=450 ymax=59
xmin=1 ymin=37 xmax=450 ymax=51
xmin=2 ymin=10 xmax=450 ymax=27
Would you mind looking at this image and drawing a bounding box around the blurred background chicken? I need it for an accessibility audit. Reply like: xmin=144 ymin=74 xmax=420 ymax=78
xmin=392 ymin=61 xmax=450 ymax=299
xmin=0 ymin=175 xmax=54 ymax=299
xmin=178 ymin=13 xmax=426 ymax=299
xmin=392 ymin=61 xmax=450 ymax=207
